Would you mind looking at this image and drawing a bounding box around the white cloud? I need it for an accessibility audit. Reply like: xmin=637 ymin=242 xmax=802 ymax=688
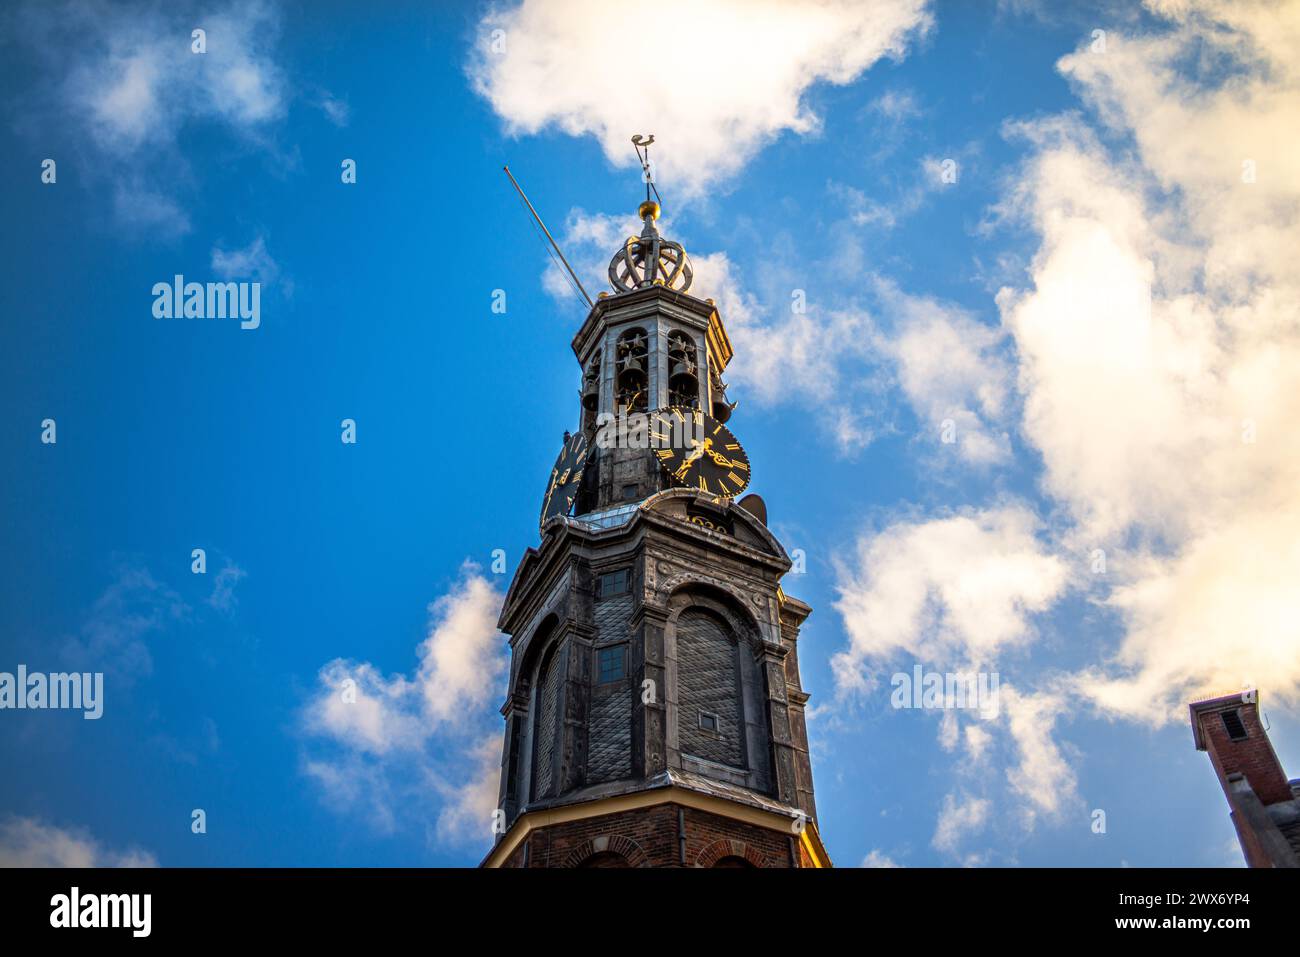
xmin=963 ymin=723 xmax=993 ymax=761
xmin=300 ymin=563 xmax=507 ymax=850
xmin=868 ymin=89 xmax=921 ymax=123
xmin=861 ymin=848 xmax=902 ymax=867
xmin=61 ymin=564 xmax=188 ymax=682
xmin=1073 ymin=511 xmax=1300 ymax=722
xmin=826 ymin=0 xmax=1300 ymax=858
xmin=212 ymin=234 xmax=293 ymax=298
xmin=317 ymin=93 xmax=350 ymax=127
xmin=1000 ymin=684 xmax=1078 ymax=822
xmin=432 ymin=735 xmax=503 ymax=846
xmin=512 ymin=4 xmax=1300 ymax=862
xmin=207 ymin=561 xmax=246 ymax=613
xmin=211 ymin=236 xmax=280 ymax=283
xmin=537 ymin=209 xmax=642 ymax=308
xmin=470 ymin=0 xmax=933 ymax=196
xmin=416 ymin=573 xmax=507 ymax=725
xmin=305 ymin=566 xmax=504 ymax=752
xmin=873 ymin=281 xmax=1012 ymax=465
xmin=831 ymin=505 xmax=1068 ymax=696
xmin=11 ymin=0 xmax=343 ymax=236
xmin=831 ymin=181 xmax=924 ymax=231
xmin=534 ymin=209 xmax=878 ymax=430
xmin=111 ymin=183 xmax=191 ymax=239
xmin=541 ymin=206 xmax=1012 ymax=458
xmin=714 ymin=275 xmax=1013 ymax=459
xmin=830 ymin=508 xmax=1073 ymax=843
xmin=308 ymin=660 xmax=427 ymax=757
xmin=61 ymin=0 xmax=287 ymax=155
xmin=730 ymin=302 xmax=877 ymax=409
xmin=89 ymin=54 xmax=162 ymax=147
xmin=637 ymin=234 xmax=887 ymax=451
xmin=302 ymin=756 xmax=402 ymax=833
xmin=992 ymin=0 xmax=1300 ymax=721
xmin=931 ymin=792 xmax=990 ymax=854
xmin=0 ymin=817 xmax=156 ymax=868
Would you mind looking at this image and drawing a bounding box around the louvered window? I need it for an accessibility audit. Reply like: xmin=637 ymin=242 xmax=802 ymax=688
xmin=676 ymin=610 xmax=744 ymax=768
xmin=1222 ymin=709 xmax=1248 ymax=741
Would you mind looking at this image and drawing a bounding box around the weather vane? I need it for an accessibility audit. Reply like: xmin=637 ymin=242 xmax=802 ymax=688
xmin=608 ymin=134 xmax=692 ymax=294
xmin=632 ymin=134 xmax=662 ymax=209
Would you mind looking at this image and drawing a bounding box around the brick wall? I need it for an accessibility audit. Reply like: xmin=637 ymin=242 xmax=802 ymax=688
xmin=1198 ymin=699 xmax=1293 ymax=806
xmin=499 ymin=802 xmax=802 ymax=868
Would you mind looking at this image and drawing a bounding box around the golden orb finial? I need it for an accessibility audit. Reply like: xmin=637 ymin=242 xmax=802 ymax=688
xmin=638 ymin=200 xmax=660 ymax=221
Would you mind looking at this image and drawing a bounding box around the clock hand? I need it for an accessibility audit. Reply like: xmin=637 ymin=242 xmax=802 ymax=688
xmin=685 ymin=443 xmax=706 ymax=462
xmin=674 ymin=438 xmax=712 ymax=478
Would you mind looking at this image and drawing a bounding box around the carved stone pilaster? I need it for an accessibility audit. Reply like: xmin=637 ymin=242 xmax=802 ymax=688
xmin=754 ymin=639 xmax=798 ymax=806
xmin=558 ymin=620 xmax=595 ymax=793
xmin=631 ymin=601 xmax=670 ymax=778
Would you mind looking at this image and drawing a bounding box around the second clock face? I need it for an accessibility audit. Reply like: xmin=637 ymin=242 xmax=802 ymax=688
xmin=649 ymin=407 xmax=751 ymax=498
xmin=540 ymin=431 xmax=588 ymax=528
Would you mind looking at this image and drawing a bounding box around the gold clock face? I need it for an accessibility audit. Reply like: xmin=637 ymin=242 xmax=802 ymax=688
xmin=648 ymin=407 xmax=750 ymax=499
xmin=540 ymin=431 xmax=588 ymax=528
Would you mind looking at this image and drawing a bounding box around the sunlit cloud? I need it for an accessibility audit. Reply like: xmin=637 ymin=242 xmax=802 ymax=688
xmin=0 ymin=817 xmax=156 ymax=868
xmin=470 ymin=0 xmax=933 ymax=197
xmin=299 ymin=563 xmax=507 ymax=850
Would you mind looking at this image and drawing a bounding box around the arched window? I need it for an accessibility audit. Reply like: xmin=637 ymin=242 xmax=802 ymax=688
xmin=711 ymin=855 xmax=755 ymax=868
xmin=578 ymin=851 xmax=631 ymax=868
xmin=581 ymin=353 xmax=601 ymax=433
xmin=615 ymin=327 xmax=648 ymax=413
xmin=530 ymin=640 xmax=563 ymax=800
xmin=668 ymin=591 xmax=775 ymax=794
xmin=676 ymin=608 xmax=746 ymax=769
xmin=667 ymin=331 xmax=699 ymax=409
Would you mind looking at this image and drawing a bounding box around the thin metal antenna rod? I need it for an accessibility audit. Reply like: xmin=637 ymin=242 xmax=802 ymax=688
xmin=503 ymin=165 xmax=593 ymax=309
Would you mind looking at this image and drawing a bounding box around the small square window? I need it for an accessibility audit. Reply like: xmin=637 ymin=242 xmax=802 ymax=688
xmin=1222 ymin=709 xmax=1248 ymax=741
xmin=699 ymin=711 xmax=719 ymax=733
xmin=597 ymin=568 xmax=630 ymax=598
xmin=622 ymin=484 xmax=640 ymax=501
xmin=597 ymin=646 xmax=626 ymax=684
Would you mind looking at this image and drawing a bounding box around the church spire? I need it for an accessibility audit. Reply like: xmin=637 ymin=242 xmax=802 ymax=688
xmin=484 ymin=142 xmax=829 ymax=868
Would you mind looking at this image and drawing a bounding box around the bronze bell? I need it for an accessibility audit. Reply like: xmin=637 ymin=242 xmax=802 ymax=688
xmin=712 ymin=394 xmax=734 ymax=423
xmin=617 ymin=369 xmax=647 ymax=409
xmin=581 ymin=376 xmax=599 ymax=410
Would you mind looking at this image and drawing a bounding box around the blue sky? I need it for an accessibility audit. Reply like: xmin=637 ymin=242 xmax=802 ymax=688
xmin=2 ymin=0 xmax=1297 ymax=867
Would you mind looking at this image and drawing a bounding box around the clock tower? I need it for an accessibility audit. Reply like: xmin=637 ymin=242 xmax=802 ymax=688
xmin=482 ymin=185 xmax=830 ymax=868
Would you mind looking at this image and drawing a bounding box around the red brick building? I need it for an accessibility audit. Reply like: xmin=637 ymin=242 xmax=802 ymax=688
xmin=1190 ymin=691 xmax=1300 ymax=867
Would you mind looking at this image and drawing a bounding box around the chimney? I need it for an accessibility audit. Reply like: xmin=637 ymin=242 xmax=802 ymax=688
xmin=1190 ymin=691 xmax=1293 ymax=807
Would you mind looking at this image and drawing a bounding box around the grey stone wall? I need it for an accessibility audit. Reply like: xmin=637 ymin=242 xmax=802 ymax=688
xmin=587 ymin=686 xmax=632 ymax=784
